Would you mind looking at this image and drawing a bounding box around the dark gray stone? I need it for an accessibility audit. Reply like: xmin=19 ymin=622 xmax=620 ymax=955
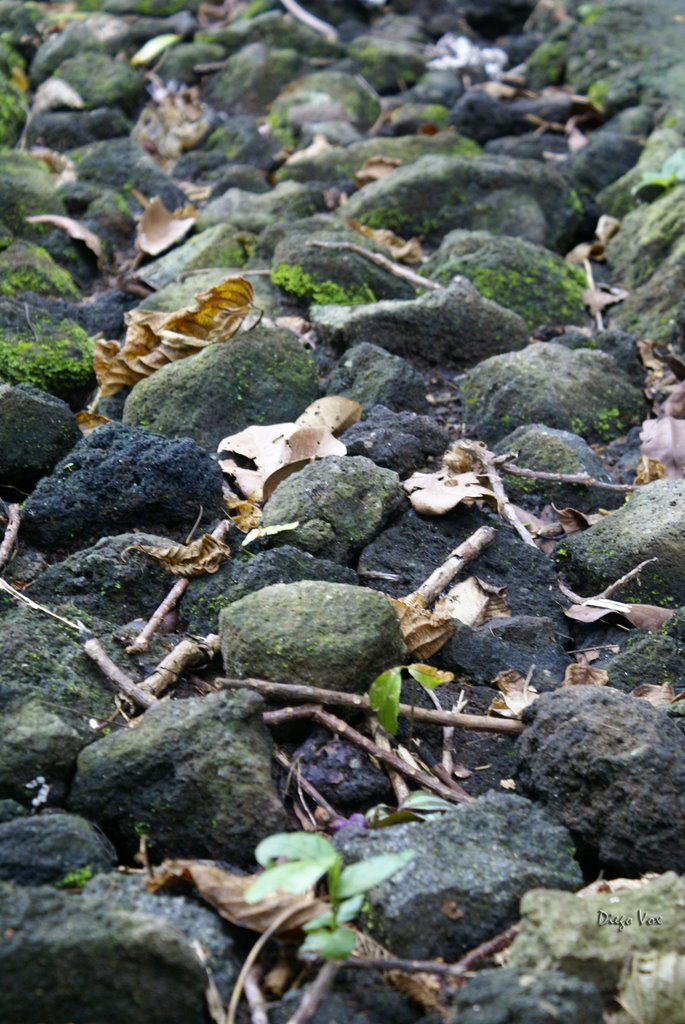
xmin=450 ymin=88 xmax=573 ymax=145
xmin=326 ymin=342 xmax=428 ymax=413
xmin=445 ymin=968 xmax=603 ymax=1024
xmin=340 ymin=405 xmax=448 ymax=475
xmin=69 ymin=138 xmax=187 ymax=212
xmin=0 ymin=813 xmax=115 ymax=886
xmin=0 ymin=385 xmax=80 ymax=492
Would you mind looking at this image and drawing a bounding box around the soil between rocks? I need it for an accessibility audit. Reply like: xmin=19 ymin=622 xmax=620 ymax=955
xmin=2 ymin=1 xmax=685 ymax=1022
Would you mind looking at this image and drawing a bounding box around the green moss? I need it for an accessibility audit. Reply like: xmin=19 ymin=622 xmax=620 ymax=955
xmin=594 ymin=406 xmax=623 ymax=441
xmin=587 ymin=80 xmax=609 ymax=107
xmin=56 ymin=865 xmax=93 ymax=889
xmin=0 ymin=72 xmax=27 ymax=148
xmin=463 ymin=263 xmax=586 ymax=328
xmin=266 ymin=109 xmax=296 ymax=149
xmin=527 ymin=39 xmax=566 ymax=85
xmin=272 ymin=262 xmax=376 ymax=305
xmin=578 ymin=4 xmax=606 ymax=26
xmin=0 ymin=243 xmax=79 ymax=299
xmin=0 ymin=319 xmax=94 ymax=397
xmin=419 ymin=104 xmax=450 ymax=129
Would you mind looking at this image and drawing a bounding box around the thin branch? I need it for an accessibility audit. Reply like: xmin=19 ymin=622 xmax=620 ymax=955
xmin=228 ymin=905 xmax=308 ymax=1024
xmin=559 ymin=557 xmax=659 ymax=606
xmin=583 ymin=257 xmax=603 ymax=331
xmin=305 ymin=240 xmax=442 ymax=292
xmin=0 ymin=503 xmax=20 ymax=571
xmin=244 ymin=967 xmax=270 ymax=1024
xmin=285 ymin=961 xmax=341 ymax=1024
xmin=415 ymin=525 xmax=496 ymax=605
xmin=262 ymin=705 xmax=473 ymax=803
xmin=279 ymin=0 xmax=339 ymax=42
xmin=0 ymin=577 xmax=80 ymax=630
xmin=274 ymin=749 xmax=339 ymax=821
xmin=478 ymin=448 xmax=537 ymax=548
xmin=451 ymin=922 xmax=520 ymax=971
xmin=139 ymin=634 xmax=220 ymax=697
xmin=370 ymin=719 xmax=410 ymax=804
xmin=500 ymin=461 xmax=634 ymax=493
xmin=220 ymin=677 xmax=523 ymax=735
xmin=78 ymin=624 xmax=158 ymax=710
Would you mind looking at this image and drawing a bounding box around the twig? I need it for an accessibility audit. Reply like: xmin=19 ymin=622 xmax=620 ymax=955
xmin=559 ymin=557 xmax=659 ymax=606
xmin=370 ymin=719 xmax=410 ymax=804
xmin=228 ymin=905 xmax=307 ymax=1024
xmin=583 ymin=258 xmax=603 ymax=330
xmin=220 ymin=677 xmax=523 ymax=734
xmin=0 ymin=577 xmax=80 ymax=630
xmin=415 ymin=525 xmax=496 ymax=605
xmin=0 ymin=503 xmax=20 ymax=571
xmin=244 ymin=967 xmax=270 ymax=1024
xmin=500 ymin=461 xmax=634 ymax=493
xmin=262 ymin=705 xmax=473 ymax=803
xmin=285 ymin=960 xmax=341 ymax=1024
xmin=477 ymin=448 xmax=537 ymax=548
xmin=79 ymin=623 xmax=158 ymax=710
xmin=127 ymin=520 xmax=231 ymax=653
xmin=305 ymin=240 xmax=442 ymax=292
xmin=451 ymin=922 xmax=520 ymax=971
xmin=139 ymin=634 xmax=220 ymax=697
xmin=274 ymin=749 xmax=339 ymax=822
xmin=279 ymin=0 xmax=339 ymax=42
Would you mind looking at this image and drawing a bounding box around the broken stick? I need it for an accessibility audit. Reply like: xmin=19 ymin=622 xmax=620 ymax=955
xmin=0 ymin=503 xmax=20 ymax=572
xmin=414 ymin=525 xmax=496 ymax=605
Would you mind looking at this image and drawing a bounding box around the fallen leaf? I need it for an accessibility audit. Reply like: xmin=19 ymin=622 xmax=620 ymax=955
xmin=403 ymin=469 xmax=496 ymax=515
xmin=616 ymin=951 xmax=685 ymax=1024
xmin=434 ymin=576 xmax=510 ymax=627
xmin=125 ymin=534 xmax=232 ymax=577
xmin=242 ymin=521 xmax=299 ymax=546
xmin=564 ymin=598 xmax=674 ymax=631
xmin=388 ymin=593 xmax=454 ymax=659
xmin=635 ymin=455 xmax=667 ymax=485
xmin=132 ymin=82 xmax=211 ymax=168
xmin=27 ymin=147 xmax=76 ymax=186
xmin=355 ymin=156 xmax=402 ymax=188
xmin=10 ymin=66 xmax=29 ymax=93
xmin=488 ymin=669 xmax=538 ymax=718
xmin=31 ymin=77 xmax=84 ymax=115
xmin=561 ymin=663 xmax=608 ymax=686
xmin=583 ymin=282 xmax=629 ymax=318
xmin=26 ymin=214 xmax=105 ymax=268
xmin=136 ymin=195 xmax=197 ymax=257
xmin=632 ymin=682 xmax=675 ymax=707
xmin=294 ymin=395 xmax=362 ymax=435
xmin=284 ymin=132 xmax=334 ymax=165
xmin=555 ymin=505 xmax=606 ymax=534
xmin=566 ymin=214 xmax=620 ymax=263
xmin=661 ymin=380 xmax=685 ymax=418
xmin=130 ymin=33 xmax=181 ymax=66
xmin=640 ymin=416 xmax=685 ymax=478
xmin=348 ymin=219 xmax=423 ymax=264
xmin=500 ymin=778 xmax=516 ymax=790
xmin=75 ymin=410 xmax=110 ymax=436
xmin=225 ymin=498 xmax=262 ymax=533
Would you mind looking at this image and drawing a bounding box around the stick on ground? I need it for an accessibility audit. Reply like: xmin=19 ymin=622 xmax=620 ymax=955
xmin=414 ymin=525 xmax=496 ymax=605
xmin=0 ymin=503 xmax=20 ymax=571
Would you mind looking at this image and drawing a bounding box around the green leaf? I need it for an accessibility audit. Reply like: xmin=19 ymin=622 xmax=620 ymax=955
xmin=244 ymin=861 xmax=328 ymax=903
xmin=303 ymin=910 xmax=336 ymax=932
xmin=336 ymin=894 xmax=364 ymax=923
xmin=254 ymin=832 xmax=338 ymax=869
xmin=407 ymin=663 xmax=453 ymax=689
xmin=369 ymin=667 xmax=402 ymax=734
xmin=337 ymin=850 xmax=415 ymax=898
xmin=130 ymin=33 xmax=181 ymax=66
xmin=400 ymin=791 xmax=455 ymax=813
xmin=661 ymin=148 xmax=685 ymax=179
xmin=300 ymin=926 xmax=356 ymax=960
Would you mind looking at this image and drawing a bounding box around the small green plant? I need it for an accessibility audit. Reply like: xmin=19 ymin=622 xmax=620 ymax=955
xmin=632 ymin=148 xmax=685 ymax=200
xmin=369 ymin=663 xmax=453 ymax=737
xmin=56 ymin=865 xmax=93 ymax=889
xmin=245 ymin=833 xmax=414 ymax=959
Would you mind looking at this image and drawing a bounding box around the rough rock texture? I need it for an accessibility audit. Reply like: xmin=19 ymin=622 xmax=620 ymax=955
xmin=334 ymin=792 xmax=581 ymax=959
xmin=325 ymin=342 xmax=428 ymax=413
xmin=261 ymin=456 xmax=406 ymax=563
xmin=69 ymin=138 xmax=187 ymax=213
xmin=0 ymin=813 xmax=116 ymax=886
xmin=311 ymin=279 xmax=530 ymax=370
xmin=69 ymin=690 xmax=286 ymax=863
xmin=21 ymin=422 xmax=224 ymax=551
xmin=515 ymin=686 xmax=685 ymax=873
xmin=123 ymin=327 xmax=319 ymax=451
xmin=558 ymin=479 xmax=685 ymax=605
xmin=0 ymin=384 xmax=80 ymax=492
xmin=340 ymin=405 xmax=449 ymax=476
xmin=462 ymin=342 xmax=644 ymax=443
xmin=220 ymin=580 xmax=406 ymax=693
xmin=445 ymin=968 xmax=604 ymax=1024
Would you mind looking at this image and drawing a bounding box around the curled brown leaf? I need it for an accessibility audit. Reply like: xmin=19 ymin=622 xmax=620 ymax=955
xmin=125 ymin=534 xmax=232 ymax=577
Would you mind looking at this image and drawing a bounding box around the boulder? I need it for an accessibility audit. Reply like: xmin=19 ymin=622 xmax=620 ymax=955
xmin=326 ymin=342 xmax=428 ymax=413
xmin=0 ymin=385 xmax=80 ymax=492
xmin=340 ymin=405 xmax=448 ymax=476
xmin=0 ymin=813 xmax=116 ymax=886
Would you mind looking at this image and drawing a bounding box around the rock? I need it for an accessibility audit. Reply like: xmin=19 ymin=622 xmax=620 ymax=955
xmin=27 ymin=533 xmax=176 ymax=624
xmin=603 ymin=621 xmax=685 ymax=693
xmin=508 ymin=873 xmax=685 ymax=1003
xmin=461 ymin=0 xmax=534 ymax=34
xmin=515 ymin=686 xmax=685 ymax=873
xmin=199 ymin=8 xmax=343 ymax=56
xmin=493 ymin=424 xmax=621 ymax=512
xmin=180 ymin=546 xmax=357 ymax=635
xmin=196 ymin=179 xmax=327 ymax=233
xmin=0 ymin=880 xmax=210 ymax=1024
xmin=445 ymin=968 xmax=603 ymax=1024
xmin=204 ymin=42 xmax=311 ymax=116
xmin=326 ymin=342 xmax=428 ymax=413
xmin=26 ymin=108 xmax=131 ymax=150
xmin=462 ymin=342 xmax=644 ymax=444
xmin=21 ymin=422 xmax=224 ymax=551
xmin=450 ymin=87 xmax=574 ymax=146
xmin=271 ymin=975 xmax=415 ymax=1024
xmin=157 ymin=41 xmax=226 ymax=84
xmin=311 ymin=279 xmax=530 ymax=370
xmin=0 ymin=71 xmax=26 ymax=148
xmin=557 ymin=480 xmax=685 ymax=605
xmin=261 ymin=455 xmax=406 ymax=563
xmin=607 ymin=183 xmax=685 ymax=291
xmin=176 ymin=116 xmax=277 ymax=177
xmin=339 ymin=154 xmax=581 ymax=249
xmin=123 ymin=326 xmax=319 ymax=451
xmin=553 ymin=326 xmax=645 ymax=387
xmin=53 ymin=52 xmax=144 ymax=112
xmin=347 ymin=35 xmax=426 ymax=94
xmin=292 ymin=729 xmax=392 ymax=809
xmin=0 ymin=241 xmax=79 ymax=300
xmin=0 ymin=384 xmax=80 ymax=492
xmin=220 ymin=580 xmax=406 ymax=693
xmin=0 ymin=151 xmax=65 ymax=241
xmin=135 ymin=224 xmax=255 ymax=290
xmin=0 ymin=298 xmax=94 ymax=404
xmin=562 ymin=129 xmax=643 ymax=219
xmin=69 ymin=690 xmax=286 ymax=863
xmin=0 ymin=812 xmax=116 ymax=886
xmin=29 ymin=14 xmax=130 ymax=84
xmin=423 ymin=231 xmax=588 ymax=330
xmin=69 ymin=139 xmax=187 ymax=213
xmin=268 ymin=70 xmax=381 ymax=143
xmin=340 ymin=405 xmax=448 ymax=475
xmin=334 ymin=792 xmax=581 ymax=959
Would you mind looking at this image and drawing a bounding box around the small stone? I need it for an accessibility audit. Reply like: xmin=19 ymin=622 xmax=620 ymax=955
xmin=445 ymin=968 xmax=603 ymax=1024
xmin=326 ymin=342 xmax=428 ymax=413
xmin=340 ymin=405 xmax=448 ymax=475
xmin=0 ymin=384 xmax=80 ymax=492
xmin=0 ymin=812 xmax=116 ymax=886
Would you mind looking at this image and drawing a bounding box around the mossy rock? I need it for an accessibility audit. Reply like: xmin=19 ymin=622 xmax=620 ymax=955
xmin=0 ymin=71 xmax=26 ymax=148
xmin=103 ymin=0 xmax=200 ymax=14
xmin=204 ymin=42 xmax=311 ymax=116
xmin=29 ymin=15 xmax=131 ymax=85
xmin=69 ymin=139 xmax=187 ymax=215
xmin=0 ymin=299 xmax=94 ymax=404
xmin=154 ymin=42 xmax=226 ymax=84
xmin=0 ymin=241 xmax=79 ymax=300
xmin=54 ymin=52 xmax=144 ymax=112
xmin=606 ymin=183 xmax=685 ymax=289
xmin=347 ymin=35 xmax=426 ymax=94
xmin=423 ymin=230 xmax=588 ymax=329
xmin=136 ymin=225 xmax=256 ymax=291
xmin=0 ymin=383 xmax=80 ymax=492
xmin=326 ymin=342 xmax=428 ymax=413
xmin=196 ymin=179 xmax=326 ymax=233
xmin=198 ymin=9 xmax=344 ymax=59
xmin=0 ymin=152 xmax=65 ymax=241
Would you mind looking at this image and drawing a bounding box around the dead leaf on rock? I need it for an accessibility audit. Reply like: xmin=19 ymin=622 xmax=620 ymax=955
xmin=632 ymin=682 xmax=675 ymax=707
xmin=242 ymin=521 xmax=299 ymax=547
xmin=661 ymin=380 xmax=685 ymax=418
xmin=566 ymin=214 xmax=620 ymax=263
xmin=561 ymin=663 xmax=608 ymax=687
xmin=615 ymin=950 xmax=685 ymax=1024
xmin=403 ymin=468 xmax=496 ymax=516
xmin=75 ymin=410 xmax=110 ymax=437
xmin=132 ymin=81 xmax=211 ymax=168
xmin=26 ymin=214 xmax=105 ymax=269
xmin=284 ymin=132 xmax=334 ymax=165
xmin=488 ymin=669 xmax=538 ymax=719
xmin=388 ymin=593 xmax=455 ymax=660
xmin=434 ymin=576 xmax=510 ymax=627
xmin=27 ymin=147 xmax=76 ymax=186
xmin=635 ymin=455 xmax=667 ymax=485
xmin=564 ymin=598 xmax=674 ymax=631
xmin=125 ymin=533 xmax=232 ymax=577
xmin=136 ymin=195 xmax=197 ymax=258
xmin=31 ymin=77 xmax=84 ymax=115
xmin=555 ymin=505 xmax=605 ymax=534
xmin=355 ymin=155 xmax=402 ymax=188
xmin=640 ymin=416 xmax=685 ymax=478
xmin=225 ymin=498 xmax=262 ymax=533
xmin=348 ymin=219 xmax=423 ymax=264
xmin=294 ymin=395 xmax=362 ymax=435
xmin=583 ymin=281 xmax=628 ymax=318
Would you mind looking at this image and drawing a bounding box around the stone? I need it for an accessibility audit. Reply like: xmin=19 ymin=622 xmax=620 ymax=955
xmin=0 ymin=813 xmax=116 ymax=886
xmin=0 ymin=71 xmax=26 ymax=148
xmin=347 ymin=35 xmax=426 ymax=94
xmin=334 ymin=792 xmax=581 ymax=959
xmin=311 ymin=279 xmax=529 ymax=370
xmin=450 ymin=87 xmax=574 ymax=145
xmin=423 ymin=230 xmax=588 ymax=330
xmin=26 ymin=108 xmax=131 ymax=150
xmin=69 ymin=690 xmax=286 ymax=863
xmin=69 ymin=138 xmax=187 ymax=213
xmin=53 ymin=52 xmax=144 ymax=112
xmin=268 ymin=70 xmax=381 ymax=143
xmin=123 ymin=326 xmax=319 ymax=451
xmin=220 ymin=580 xmax=406 ymax=693
xmin=29 ymin=14 xmax=130 ymax=84
xmin=445 ymin=968 xmax=603 ymax=1024
xmin=557 ymin=480 xmax=685 ymax=605
xmin=462 ymin=342 xmax=644 ymax=444
xmin=326 ymin=342 xmax=428 ymax=413
xmin=196 ymin=180 xmax=326 ymax=233
xmin=339 ymin=153 xmax=581 ymax=250
xmin=204 ymin=42 xmax=310 ymax=116
xmin=340 ymin=405 xmax=448 ymax=476
xmin=0 ymin=241 xmax=79 ymax=300
xmin=562 ymin=130 xmax=643 ymax=218
xmin=21 ymin=422 xmax=224 ymax=551
xmin=0 ymin=151 xmax=65 ymax=241
xmin=515 ymin=686 xmax=685 ymax=874
xmin=261 ymin=455 xmax=406 ymax=563
xmin=0 ymin=384 xmax=80 ymax=492
xmin=180 ymin=546 xmax=357 ymax=635
xmin=135 ymin=224 xmax=255 ymax=290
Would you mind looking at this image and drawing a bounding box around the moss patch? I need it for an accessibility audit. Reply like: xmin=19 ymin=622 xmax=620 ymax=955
xmin=272 ymin=262 xmax=376 ymax=304
xmin=0 ymin=307 xmax=94 ymax=402
xmin=0 ymin=242 xmax=79 ymax=299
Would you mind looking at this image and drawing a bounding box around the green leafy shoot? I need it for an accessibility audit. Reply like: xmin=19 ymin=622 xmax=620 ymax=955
xmin=245 ymin=832 xmax=415 ymax=960
xmin=367 ymin=790 xmax=456 ymax=827
xmin=368 ymin=663 xmax=454 ymax=737
xmin=632 ymin=148 xmax=685 ymax=199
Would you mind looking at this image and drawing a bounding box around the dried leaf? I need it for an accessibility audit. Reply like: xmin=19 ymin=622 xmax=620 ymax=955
xmin=26 ymin=214 xmax=105 ymax=269
xmin=147 ymin=860 xmax=328 ymax=937
xmin=564 ymin=599 xmax=674 ymax=631
xmin=27 ymin=147 xmax=76 ymax=186
xmin=132 ymin=84 xmax=211 ymax=168
xmin=488 ymin=669 xmax=538 ymax=719
xmin=434 ymin=576 xmax=510 ymax=627
xmin=10 ymin=66 xmax=29 ymax=93
xmin=555 ymin=505 xmax=605 ymax=534
xmin=348 ymin=219 xmax=423 ymax=264
xmin=500 ymin=778 xmax=516 ymax=790
xmin=130 ymin=33 xmax=181 ymax=66
xmin=561 ymin=663 xmax=608 ymax=687
xmin=403 ymin=469 xmax=496 ymax=515
xmin=126 ymin=534 xmax=232 ymax=577
xmin=95 ymin=276 xmax=254 ymax=396
xmin=31 ymin=77 xmax=84 ymax=115
xmin=635 ymin=455 xmax=667 ymax=485
xmin=632 ymin=682 xmax=675 ymax=707
xmin=661 ymin=380 xmax=685 ymax=419
xmin=284 ymin=132 xmax=334 ymax=165
xmin=136 ymin=196 xmax=197 ymax=257
xmin=294 ymin=395 xmax=362 ymax=435
xmin=242 ymin=521 xmax=299 ymax=547
xmin=75 ymin=410 xmax=110 ymax=437
xmin=583 ymin=282 xmax=629 ymax=317
xmin=615 ymin=951 xmax=685 ymax=1024
xmin=640 ymin=416 xmax=685 ymax=478
xmin=565 ymin=214 xmax=620 ymax=264
xmin=388 ymin=594 xmax=454 ymax=659
xmin=225 ymin=498 xmax=262 ymax=533
xmin=355 ymin=156 xmax=402 ymax=187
